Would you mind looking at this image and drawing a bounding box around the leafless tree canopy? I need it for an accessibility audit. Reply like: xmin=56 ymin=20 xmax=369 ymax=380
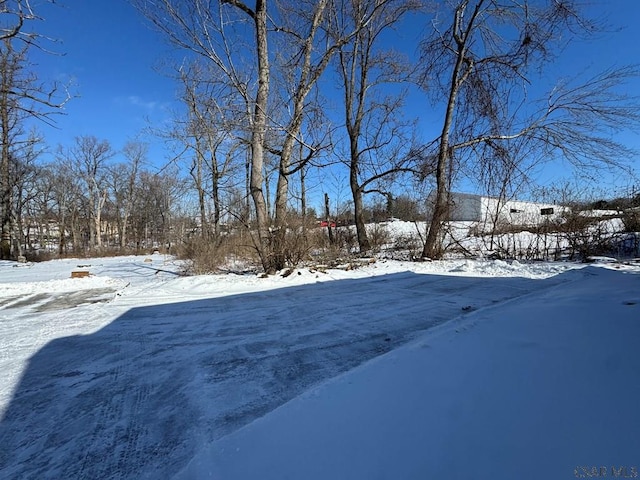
xmin=0 ymin=1 xmax=70 ymax=259
xmin=418 ymin=0 xmax=639 ymax=259
xmin=329 ymin=0 xmax=424 ymax=253
xmin=131 ymin=0 xmax=421 ymax=270
xmin=1 ymin=0 xmax=38 ymax=42
xmin=3 ymin=0 xmax=638 ymax=268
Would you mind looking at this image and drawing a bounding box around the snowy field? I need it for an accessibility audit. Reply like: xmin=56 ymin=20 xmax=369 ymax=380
xmin=0 ymin=254 xmax=639 ymax=479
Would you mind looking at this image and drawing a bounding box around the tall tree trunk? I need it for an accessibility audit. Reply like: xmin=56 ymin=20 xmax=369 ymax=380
xmin=193 ymin=149 xmax=208 ymax=239
xmin=13 ymin=213 xmax=22 ymax=257
xmin=271 ymin=0 xmax=331 ymax=270
xmin=272 ymin=169 xmax=289 ymax=271
xmin=0 ymin=88 xmax=12 ymax=259
xmin=351 ymin=183 xmax=370 ymax=253
xmin=59 ymin=216 xmax=66 ymax=254
xmin=350 ymin=137 xmax=370 ymax=253
xmin=324 ymin=192 xmax=334 ymax=244
xmin=250 ymin=0 xmax=272 ymax=272
xmin=70 ymin=210 xmax=80 ymax=254
xmin=422 ymin=148 xmax=450 ymax=259
xmin=212 ymin=168 xmax=221 ymax=236
xmin=94 ymin=189 xmax=107 ymax=248
xmin=422 ymin=2 xmax=479 ymax=259
xmin=244 ymin=149 xmax=251 ymax=222
xmin=0 ymin=162 xmax=11 ymax=259
xmin=300 ymin=166 xmax=306 ymax=220
xmin=88 ymin=191 xmax=96 ymax=248
xmin=94 ymin=214 xmax=101 ymax=248
xmin=120 ymin=220 xmax=129 ymax=249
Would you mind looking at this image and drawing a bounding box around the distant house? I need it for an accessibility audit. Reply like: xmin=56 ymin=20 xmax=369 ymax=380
xmin=429 ymin=192 xmax=566 ymax=230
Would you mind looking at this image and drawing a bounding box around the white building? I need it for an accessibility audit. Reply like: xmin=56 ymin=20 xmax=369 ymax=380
xmin=432 ymin=192 xmax=566 ymax=230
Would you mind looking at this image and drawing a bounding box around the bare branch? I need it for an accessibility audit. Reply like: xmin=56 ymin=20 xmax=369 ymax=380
xmin=418 ymin=0 xmax=637 ymax=259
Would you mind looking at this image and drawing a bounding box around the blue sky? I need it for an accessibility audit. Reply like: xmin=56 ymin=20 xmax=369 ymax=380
xmin=29 ymin=0 xmax=177 ymax=165
xmin=26 ymin=0 xmax=640 ymax=200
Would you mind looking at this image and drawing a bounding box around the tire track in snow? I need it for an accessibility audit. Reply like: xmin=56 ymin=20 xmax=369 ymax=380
xmin=0 ymin=270 xmax=574 ymax=479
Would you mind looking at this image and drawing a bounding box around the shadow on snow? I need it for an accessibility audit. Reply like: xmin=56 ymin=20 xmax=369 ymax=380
xmin=0 ymin=271 xmax=571 ymax=479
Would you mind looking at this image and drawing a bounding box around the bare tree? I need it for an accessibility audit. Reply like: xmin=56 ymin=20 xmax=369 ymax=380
xmin=107 ymin=141 xmax=146 ymax=249
xmin=39 ymin=160 xmax=79 ymax=254
xmin=175 ymin=61 xmax=240 ymax=238
xmin=422 ymin=0 xmax=638 ymax=257
xmin=2 ymin=129 xmax=41 ymax=255
xmin=130 ymin=170 xmax=185 ymax=252
xmin=419 ymin=0 xmax=639 ymax=259
xmin=0 ymin=2 xmax=70 ymax=259
xmin=61 ymin=136 xmax=114 ymax=250
xmin=132 ymin=0 xmax=275 ymax=266
xmin=23 ymin=157 xmax=52 ymax=252
xmin=132 ymin=0 xmax=274 ymax=267
xmin=133 ymin=0 xmax=381 ymax=271
xmin=330 ymin=0 xmax=423 ymax=254
xmin=0 ymin=40 xmax=43 ymax=258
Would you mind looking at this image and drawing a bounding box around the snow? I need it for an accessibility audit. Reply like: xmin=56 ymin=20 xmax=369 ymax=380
xmin=1 ymin=252 xmax=639 ymax=479
xmin=176 ymin=265 xmax=640 ymax=480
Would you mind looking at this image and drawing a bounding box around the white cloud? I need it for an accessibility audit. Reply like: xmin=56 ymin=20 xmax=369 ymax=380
xmin=127 ymin=95 xmax=159 ymax=110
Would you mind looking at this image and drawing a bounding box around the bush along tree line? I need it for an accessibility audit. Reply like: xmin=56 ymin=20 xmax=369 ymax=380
xmin=1 ymin=0 xmax=639 ymax=271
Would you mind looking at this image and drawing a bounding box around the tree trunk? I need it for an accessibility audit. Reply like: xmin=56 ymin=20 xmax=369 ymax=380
xmin=421 ymin=3 xmax=478 ymax=259
xmin=350 ymin=138 xmax=369 ymax=252
xmin=249 ymin=0 xmax=272 ymax=272
xmin=88 ymin=193 xmax=96 ymax=249
xmin=271 ymin=169 xmax=289 ymax=271
xmin=193 ymin=150 xmax=208 ymax=239
xmin=0 ymin=88 xmax=12 ymax=259
xmin=59 ymin=217 xmax=66 ymax=254
xmin=70 ymin=211 xmax=80 ymax=254
xmin=120 ymin=219 xmax=128 ymax=249
xmin=244 ymin=149 xmax=251 ymax=222
xmin=324 ymin=192 xmax=334 ymax=245
xmin=422 ymin=152 xmax=449 ymax=259
xmin=300 ymin=167 xmax=306 ymax=221
xmin=0 ymin=176 xmax=11 ymax=259
xmin=352 ymin=182 xmax=370 ymax=253
xmin=94 ymin=189 xmax=107 ymax=249
xmin=211 ymin=159 xmax=221 ymax=236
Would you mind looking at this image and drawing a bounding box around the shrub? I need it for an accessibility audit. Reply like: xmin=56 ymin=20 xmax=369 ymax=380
xmin=621 ymin=210 xmax=640 ymax=233
xmin=23 ymin=250 xmax=55 ymax=262
xmin=367 ymin=223 xmax=391 ymax=253
xmin=176 ymin=232 xmax=259 ymax=274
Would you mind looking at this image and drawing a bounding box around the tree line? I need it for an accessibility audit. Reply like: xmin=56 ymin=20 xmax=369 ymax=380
xmin=5 ymin=135 xmax=189 ymax=257
xmin=1 ymin=0 xmax=638 ymax=270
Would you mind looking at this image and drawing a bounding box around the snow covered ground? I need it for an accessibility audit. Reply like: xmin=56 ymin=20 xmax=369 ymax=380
xmin=1 ymin=254 xmax=638 ymax=479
